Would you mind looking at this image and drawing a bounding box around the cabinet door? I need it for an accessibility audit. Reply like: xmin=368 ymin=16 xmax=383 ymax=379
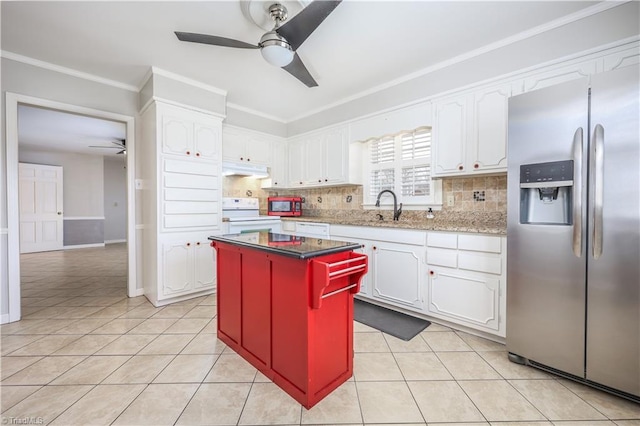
xmin=427 ymin=267 xmax=501 ymax=334
xmin=470 ymin=86 xmax=509 ymax=172
xmin=433 ymin=96 xmax=468 ymax=176
xmin=222 ymin=127 xmax=247 ymax=162
xmin=162 ymin=240 xmax=192 ymax=296
xmin=162 ymin=113 xmax=192 ymax=157
xmin=324 ymin=128 xmax=348 ymax=184
xmin=245 ymin=136 xmax=272 ymax=165
xmin=194 ymin=240 xmax=216 ymax=289
xmin=194 ymin=120 xmax=220 ymax=161
xmin=288 ymin=141 xmax=305 ymax=187
xmin=304 ymin=136 xmax=325 ymax=184
xmin=371 ymin=242 xmax=424 ymax=311
xmin=269 ymin=140 xmax=288 ymax=187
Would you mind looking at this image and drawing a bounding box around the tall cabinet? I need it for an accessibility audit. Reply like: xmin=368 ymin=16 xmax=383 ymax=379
xmin=140 ymin=101 xmax=223 ymax=306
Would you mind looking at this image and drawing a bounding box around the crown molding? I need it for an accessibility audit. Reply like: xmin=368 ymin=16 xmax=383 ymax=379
xmin=286 ymin=1 xmax=628 ymax=122
xmin=148 ymin=66 xmax=227 ymax=97
xmin=226 ymin=102 xmax=287 ymax=124
xmin=1 ymin=50 xmax=139 ymax=92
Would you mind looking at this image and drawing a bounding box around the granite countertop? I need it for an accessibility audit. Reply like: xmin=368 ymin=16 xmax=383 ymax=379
xmin=209 ymin=232 xmax=362 ymax=259
xmin=281 ymin=211 xmax=507 ymax=235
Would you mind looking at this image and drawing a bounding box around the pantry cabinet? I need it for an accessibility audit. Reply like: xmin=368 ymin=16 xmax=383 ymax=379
xmin=432 ymin=84 xmax=509 ymax=177
xmin=140 ymin=100 xmax=223 ymax=306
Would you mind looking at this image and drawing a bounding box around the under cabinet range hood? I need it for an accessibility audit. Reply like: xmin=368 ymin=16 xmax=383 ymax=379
xmin=222 ymin=161 xmax=269 ymax=178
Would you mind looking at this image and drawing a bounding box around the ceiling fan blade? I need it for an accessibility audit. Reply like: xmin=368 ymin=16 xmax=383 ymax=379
xmin=276 ymin=0 xmax=341 ymax=51
xmin=175 ymin=31 xmax=259 ymax=49
xmin=282 ymin=53 xmax=318 ymax=87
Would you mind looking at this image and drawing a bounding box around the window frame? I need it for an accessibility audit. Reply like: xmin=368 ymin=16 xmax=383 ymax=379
xmin=362 ymin=126 xmax=442 ymax=209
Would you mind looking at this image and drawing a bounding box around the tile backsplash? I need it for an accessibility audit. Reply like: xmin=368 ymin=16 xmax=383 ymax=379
xmin=223 ymin=174 xmax=506 ymax=215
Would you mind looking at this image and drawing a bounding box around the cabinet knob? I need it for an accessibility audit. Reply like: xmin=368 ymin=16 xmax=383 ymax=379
xmin=247 ymin=158 xmax=250 ymax=162
xmin=318 ymin=179 xmax=322 ymax=183
xmin=429 ymin=270 xmax=434 ymax=275
xmin=299 ymin=181 xmax=303 ymax=185
xmin=458 ymin=165 xmax=464 ymax=171
xmin=196 ymin=152 xmax=201 ymax=157
xmin=324 ymin=179 xmax=328 ymax=182
xmin=274 ymin=182 xmax=278 ymax=185
xmin=196 ymin=242 xmax=201 ymax=246
xmin=186 ymin=242 xmax=191 ymax=247
xmin=372 ymin=246 xmax=377 ymax=250
xmin=473 ymin=163 xmax=479 ymax=169
xmin=186 ymin=150 xmax=191 ymax=155
xmin=240 ymin=157 xmax=244 ymax=161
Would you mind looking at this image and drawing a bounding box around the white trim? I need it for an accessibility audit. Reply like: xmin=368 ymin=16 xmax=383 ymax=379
xmin=5 ymin=93 xmax=138 ymax=323
xmin=105 ymin=239 xmax=127 ymax=244
xmin=0 ymin=228 xmax=8 ymax=235
xmin=152 ymin=97 xmax=226 ymax=120
xmin=1 ymin=50 xmax=139 ymax=92
xmin=63 ymin=216 xmax=106 ymax=221
xmin=223 ymin=123 xmax=286 ymax=141
xmin=286 ymin=1 xmax=628 ymax=123
xmin=135 ymin=224 xmax=145 ymax=230
xmin=133 ymin=288 xmax=145 ymax=297
xmin=1 ymin=314 xmax=10 ymax=325
xmin=64 ymin=243 xmax=106 ymax=250
xmin=226 ymin=102 xmax=287 ymax=124
xmin=148 ymin=66 xmax=228 ymax=96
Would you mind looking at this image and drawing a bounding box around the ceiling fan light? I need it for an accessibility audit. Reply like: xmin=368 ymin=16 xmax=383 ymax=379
xmin=261 ymin=43 xmax=294 ymax=67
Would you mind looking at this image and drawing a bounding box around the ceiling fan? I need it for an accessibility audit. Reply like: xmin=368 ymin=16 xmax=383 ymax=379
xmin=174 ymin=1 xmax=341 ymax=87
xmin=89 ymin=138 xmax=126 ymax=155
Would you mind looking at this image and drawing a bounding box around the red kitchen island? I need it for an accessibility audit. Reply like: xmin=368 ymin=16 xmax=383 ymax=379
xmin=209 ymin=231 xmax=367 ymax=409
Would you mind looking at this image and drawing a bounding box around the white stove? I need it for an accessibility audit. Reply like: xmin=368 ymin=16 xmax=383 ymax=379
xmin=222 ymin=197 xmax=281 ymax=234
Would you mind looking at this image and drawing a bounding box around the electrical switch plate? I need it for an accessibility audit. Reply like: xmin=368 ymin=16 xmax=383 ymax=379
xmin=447 ymin=195 xmax=455 ymax=207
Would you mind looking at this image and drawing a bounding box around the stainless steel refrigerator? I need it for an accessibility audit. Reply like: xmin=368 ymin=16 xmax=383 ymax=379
xmin=506 ymin=64 xmax=639 ymax=401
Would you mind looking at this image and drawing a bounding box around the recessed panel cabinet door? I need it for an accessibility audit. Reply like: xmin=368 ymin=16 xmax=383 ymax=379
xmin=433 ymin=97 xmax=467 ymax=175
xmin=427 ymin=267 xmax=501 ymax=334
xmin=194 ymin=240 xmax=216 ymax=290
xmin=471 ymin=86 xmax=509 ymax=171
xmin=162 ymin=114 xmax=192 ymax=156
xmin=194 ymin=121 xmax=220 ymax=160
xmin=372 ymin=242 xmax=424 ymax=311
xmin=162 ymin=241 xmax=192 ymax=296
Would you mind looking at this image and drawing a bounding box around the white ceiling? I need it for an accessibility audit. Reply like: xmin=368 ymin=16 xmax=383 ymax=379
xmin=18 ymin=105 xmax=127 ymax=157
xmin=2 ymin=0 xmax=602 ymax=123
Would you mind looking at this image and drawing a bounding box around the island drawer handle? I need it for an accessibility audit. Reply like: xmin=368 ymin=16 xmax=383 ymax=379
xmin=321 ymin=284 xmax=358 ymax=299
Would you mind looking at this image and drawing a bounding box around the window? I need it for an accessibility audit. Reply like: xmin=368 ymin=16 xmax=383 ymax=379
xmin=364 ymin=126 xmax=441 ymax=207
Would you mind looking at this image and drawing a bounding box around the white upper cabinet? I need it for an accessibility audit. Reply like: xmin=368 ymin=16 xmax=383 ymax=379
xmin=263 ymin=139 xmax=288 ymax=188
xmin=432 ymin=84 xmax=509 ymax=177
xmin=222 ymin=126 xmax=272 ymax=165
xmin=287 ymin=125 xmax=359 ymax=188
xmin=161 ymin=103 xmax=221 ymax=161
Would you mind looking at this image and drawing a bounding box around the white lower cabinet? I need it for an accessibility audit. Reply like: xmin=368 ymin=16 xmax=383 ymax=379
xmin=371 ymin=241 xmax=424 ymax=312
xmin=160 ymin=234 xmax=216 ymax=299
xmin=427 ymin=267 xmax=502 ymax=335
xmin=426 ymin=232 xmax=506 ymax=337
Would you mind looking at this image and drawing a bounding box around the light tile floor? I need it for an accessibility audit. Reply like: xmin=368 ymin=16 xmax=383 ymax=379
xmin=2 ymin=244 xmax=639 ymax=425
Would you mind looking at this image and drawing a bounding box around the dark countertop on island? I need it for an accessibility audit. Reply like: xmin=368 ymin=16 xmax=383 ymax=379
xmin=209 ymin=232 xmax=362 ymax=260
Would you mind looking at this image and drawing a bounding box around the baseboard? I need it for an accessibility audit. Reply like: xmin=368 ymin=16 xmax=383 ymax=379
xmin=63 ymin=243 xmax=105 ymax=250
xmin=132 ymin=288 xmax=145 ymax=297
xmin=1 ymin=313 xmax=11 ymax=325
xmin=105 ymin=239 xmax=126 ymax=244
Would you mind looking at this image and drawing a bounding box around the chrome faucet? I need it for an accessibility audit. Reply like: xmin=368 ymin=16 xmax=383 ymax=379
xmin=375 ymin=189 xmax=402 ymax=221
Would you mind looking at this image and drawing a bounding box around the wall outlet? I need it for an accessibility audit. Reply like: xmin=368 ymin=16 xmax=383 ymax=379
xmin=447 ymin=195 xmax=455 ymax=207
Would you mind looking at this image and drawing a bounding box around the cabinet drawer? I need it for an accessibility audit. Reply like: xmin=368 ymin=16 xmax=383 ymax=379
xmin=165 ymin=188 xmax=217 ymax=202
xmin=281 ymin=221 xmax=296 ymax=232
xmin=426 ymin=248 xmax=457 ymax=268
xmin=427 ymin=232 xmax=457 ymax=249
xmin=164 ymin=214 xmax=218 ymax=229
xmin=458 ymin=251 xmax=502 ymax=275
xmin=164 ymin=159 xmax=217 ymax=176
xmin=296 ymin=222 xmax=330 ymax=238
xmin=458 ymin=234 xmax=501 ymax=253
xmin=164 ymin=173 xmax=218 ymax=190
xmin=165 ymin=201 xmax=218 ymax=215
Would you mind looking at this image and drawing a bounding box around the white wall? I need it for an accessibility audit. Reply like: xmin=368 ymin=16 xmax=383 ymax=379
xmin=18 ymin=149 xmax=104 ymax=217
xmin=103 ymin=157 xmax=127 ymax=242
xmin=1 ymin=57 xmax=138 ymax=320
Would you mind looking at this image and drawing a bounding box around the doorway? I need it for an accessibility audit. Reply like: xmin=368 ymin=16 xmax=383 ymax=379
xmin=5 ymin=93 xmax=137 ymax=323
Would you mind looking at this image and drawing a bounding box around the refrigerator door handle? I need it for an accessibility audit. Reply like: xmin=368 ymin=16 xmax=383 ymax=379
xmin=572 ymin=127 xmax=583 ymax=258
xmin=592 ymin=124 xmax=605 ymax=259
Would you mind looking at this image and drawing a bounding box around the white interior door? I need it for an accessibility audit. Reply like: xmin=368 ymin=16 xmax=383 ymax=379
xmin=19 ymin=163 xmax=64 ymax=253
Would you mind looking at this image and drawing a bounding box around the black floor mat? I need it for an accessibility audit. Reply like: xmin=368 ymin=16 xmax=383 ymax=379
xmin=354 ymin=299 xmax=430 ymax=341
